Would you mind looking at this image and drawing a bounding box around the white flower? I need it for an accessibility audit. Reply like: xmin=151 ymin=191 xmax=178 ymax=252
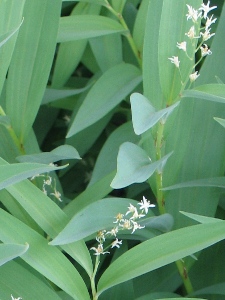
xmin=186 ymin=4 xmax=201 ymax=22
xmin=189 ymin=71 xmax=200 ymax=82
xmin=106 ymin=227 xmax=118 ymax=237
xmin=11 ymin=296 xmax=22 ymax=300
xmin=50 ymin=188 xmax=62 ymax=202
xmin=200 ymin=28 xmax=215 ymax=41
xmin=131 ymin=221 xmax=145 ymax=233
xmin=96 ymin=230 xmax=106 ymax=243
xmin=111 ymin=238 xmax=122 ymax=248
xmin=125 ymin=204 xmax=137 ymax=216
xmin=185 ymin=26 xmax=199 ymax=39
xmin=199 ymin=1 xmax=217 ymax=19
xmin=113 ymin=213 xmax=124 ymax=224
xmin=130 ymin=207 xmax=145 ymax=220
xmin=138 ymin=196 xmax=155 ymax=214
xmin=43 ymin=176 xmax=52 ymax=186
xmin=119 ymin=219 xmax=132 ymax=230
xmin=200 ymin=44 xmax=212 ymax=56
xmin=205 ymin=14 xmax=217 ymax=29
xmin=177 ymin=41 xmax=187 ymax=51
xmin=90 ymin=244 xmax=110 ymax=255
xmin=168 ymin=56 xmax=180 ymax=68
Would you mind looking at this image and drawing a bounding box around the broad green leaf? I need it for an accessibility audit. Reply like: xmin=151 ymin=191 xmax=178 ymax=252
xmin=0 ymin=208 xmax=90 ymax=300
xmin=42 ymin=85 xmax=92 ymax=105
xmin=57 ymin=15 xmax=128 ymax=43
xmin=214 ymin=117 xmax=225 ymax=128
xmin=143 ymin=0 xmax=164 ymax=110
xmin=180 ymin=211 xmax=223 ymax=224
xmin=90 ymin=33 xmax=123 ymax=72
xmin=163 ymin=177 xmax=225 ymax=191
xmin=192 ymin=282 xmax=225 ymax=297
xmin=0 ymin=243 xmax=29 ymax=266
xmin=52 ymin=2 xmax=101 ymax=88
xmin=0 ymin=261 xmax=62 ymax=300
xmin=133 ymin=0 xmax=149 ymax=58
xmin=6 ymin=0 xmax=61 ymax=143
xmin=0 ymin=0 xmax=25 ymax=96
xmin=111 ymin=0 xmax=127 ymax=13
xmin=0 ymin=161 xmax=65 ymax=190
xmin=111 ymin=142 xmax=172 ymax=189
xmin=0 ymin=18 xmax=23 ymax=48
xmin=67 ymin=63 xmax=142 ymax=137
xmin=130 ymin=93 xmax=179 ymax=135
xmin=182 ymin=84 xmax=225 ymax=103
xmin=62 ymin=0 xmax=106 ymax=4
xmin=3 ymin=173 xmax=93 ymax=276
xmin=97 ymin=221 xmax=225 ymax=295
xmin=16 ymin=145 xmax=81 ymax=164
xmin=50 ymin=197 xmax=140 ymax=245
xmin=89 ymin=122 xmax=139 ymax=186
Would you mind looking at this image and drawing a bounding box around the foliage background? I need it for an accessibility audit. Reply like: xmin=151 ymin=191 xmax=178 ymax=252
xmin=1 ymin=0 xmax=225 ymax=299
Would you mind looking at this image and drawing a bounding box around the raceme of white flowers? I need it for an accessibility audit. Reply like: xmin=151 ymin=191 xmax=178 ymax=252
xmin=169 ymin=1 xmax=217 ymax=84
xmin=90 ymin=196 xmax=155 ymax=256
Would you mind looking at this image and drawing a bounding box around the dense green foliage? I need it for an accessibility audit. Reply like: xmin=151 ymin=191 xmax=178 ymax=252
xmin=1 ymin=0 xmax=225 ymax=299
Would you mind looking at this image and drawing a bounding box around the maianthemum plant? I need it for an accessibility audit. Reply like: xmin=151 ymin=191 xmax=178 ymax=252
xmin=1 ymin=0 xmax=225 ymax=299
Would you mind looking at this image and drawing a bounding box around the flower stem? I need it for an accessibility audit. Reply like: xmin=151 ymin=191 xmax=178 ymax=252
xmin=104 ymin=0 xmax=142 ymax=68
xmin=176 ymin=260 xmax=194 ymax=294
xmin=155 ymin=121 xmax=166 ymax=214
xmin=154 ymin=118 xmax=193 ymax=294
xmin=91 ymin=256 xmax=100 ymax=300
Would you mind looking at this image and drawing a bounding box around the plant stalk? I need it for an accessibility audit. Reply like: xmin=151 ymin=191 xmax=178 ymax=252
xmin=91 ymin=256 xmax=100 ymax=300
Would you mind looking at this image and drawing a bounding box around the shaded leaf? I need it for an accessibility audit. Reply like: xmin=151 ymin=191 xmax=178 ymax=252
xmin=67 ymin=63 xmax=142 ymax=137
xmin=16 ymin=145 xmax=81 ymax=164
xmin=182 ymin=84 xmax=225 ymax=103
xmin=111 ymin=142 xmax=172 ymax=189
xmin=130 ymin=93 xmax=179 ymax=135
xmin=57 ymin=15 xmax=127 ymax=42
xmin=0 ymin=243 xmax=29 ymax=266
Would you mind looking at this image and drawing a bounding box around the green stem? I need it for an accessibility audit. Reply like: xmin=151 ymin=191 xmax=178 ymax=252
xmin=91 ymin=256 xmax=100 ymax=300
xmin=176 ymin=260 xmax=194 ymax=294
xmin=154 ymin=119 xmax=194 ymax=294
xmin=0 ymin=106 xmax=25 ymax=155
xmin=104 ymin=1 xmax=142 ymax=68
xmin=155 ymin=121 xmax=166 ymax=214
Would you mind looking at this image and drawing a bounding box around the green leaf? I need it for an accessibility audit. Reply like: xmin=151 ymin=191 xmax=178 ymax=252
xmin=0 ymin=161 xmax=66 ymax=190
xmin=6 ymin=0 xmax=61 ymax=143
xmin=0 ymin=243 xmax=29 ymax=266
xmin=162 ymin=177 xmax=225 ymax=191
xmin=0 ymin=208 xmax=90 ymax=300
xmin=67 ymin=63 xmax=142 ymax=137
xmin=0 ymin=0 xmax=25 ymax=96
xmin=214 ymin=117 xmax=225 ymax=129
xmin=111 ymin=142 xmax=172 ymax=189
xmin=97 ymin=221 xmax=225 ymax=295
xmin=192 ymin=282 xmax=225 ymax=297
xmin=182 ymin=84 xmax=225 ymax=103
xmin=52 ymin=2 xmax=101 ymax=88
xmin=50 ymin=197 xmax=140 ymax=245
xmin=130 ymin=93 xmax=179 ymax=135
xmin=16 ymin=145 xmax=81 ymax=164
xmin=0 ymin=261 xmax=62 ymax=300
xmin=180 ymin=211 xmax=223 ymax=224
xmin=42 ymin=85 xmax=92 ymax=104
xmin=0 ymin=18 xmax=23 ymax=48
xmin=89 ymin=122 xmax=139 ymax=186
xmin=57 ymin=15 xmax=128 ymax=43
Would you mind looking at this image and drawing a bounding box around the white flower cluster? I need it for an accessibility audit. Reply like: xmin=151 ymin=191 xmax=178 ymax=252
xmin=11 ymin=295 xmax=22 ymax=300
xmin=169 ymin=1 xmax=217 ymax=83
xmin=31 ymin=172 xmax=62 ymax=202
xmin=90 ymin=196 xmax=155 ymax=256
